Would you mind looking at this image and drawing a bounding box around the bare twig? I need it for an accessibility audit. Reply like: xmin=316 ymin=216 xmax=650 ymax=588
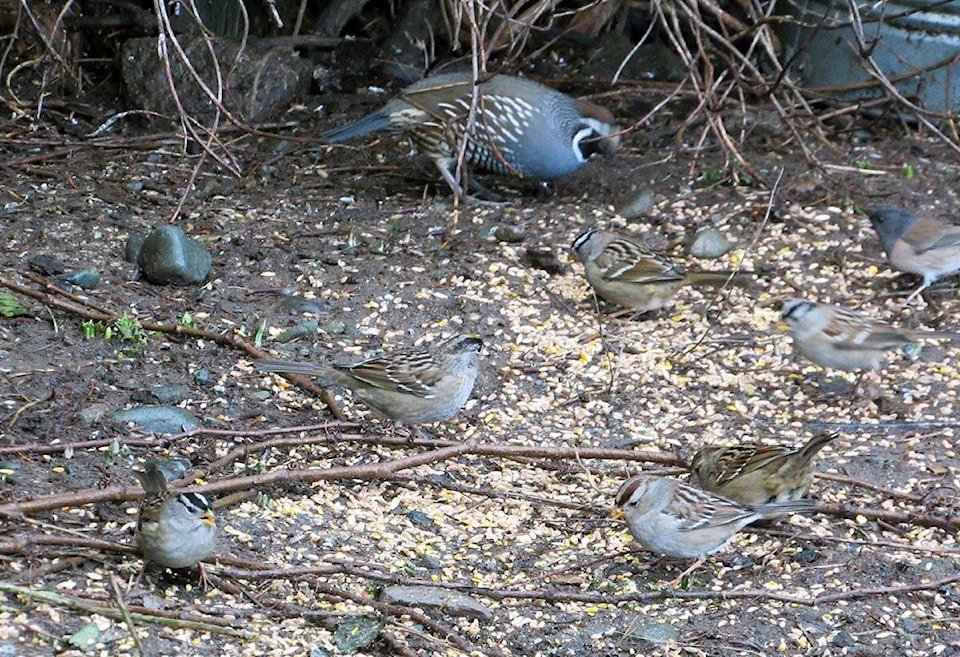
xmin=0 ymin=582 xmax=251 ymax=637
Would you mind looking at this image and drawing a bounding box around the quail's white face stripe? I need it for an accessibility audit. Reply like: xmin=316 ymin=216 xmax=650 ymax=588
xmin=571 ymin=127 xmax=595 ymax=162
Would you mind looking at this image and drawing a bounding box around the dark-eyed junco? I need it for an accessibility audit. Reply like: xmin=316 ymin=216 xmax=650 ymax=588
xmin=867 ymin=206 xmax=960 ymax=305
xmin=571 ymin=226 xmax=745 ymax=315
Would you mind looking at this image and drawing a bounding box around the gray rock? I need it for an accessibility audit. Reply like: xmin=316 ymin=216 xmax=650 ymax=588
xmin=277 ymin=319 xmax=318 ymax=343
xmin=493 ymin=223 xmax=526 ymax=243
xmin=28 ymin=254 xmax=64 ymax=276
xmin=332 ymin=616 xmax=382 ymax=653
xmin=583 ymin=32 xmax=685 ymax=82
xmin=280 ymin=295 xmax=331 ymax=316
xmin=125 ymin=234 xmax=146 ymax=263
xmin=137 ymin=225 xmax=212 ymax=286
xmin=77 ymin=403 xmax=110 ymax=425
xmin=380 ymin=585 xmax=492 ymax=620
xmin=121 ymin=37 xmax=312 ymax=124
xmin=64 ymin=269 xmax=100 ymax=290
xmin=149 ymin=458 xmax=192 ymax=483
xmin=130 ymin=384 xmax=191 ymax=405
xmin=630 ymin=621 xmax=679 ymax=645
xmin=320 ymin=320 xmax=351 ymax=336
xmin=618 ymin=191 xmax=657 ymax=219
xmin=113 ymin=406 xmax=200 ymax=433
xmin=687 ymin=226 xmax=733 ymax=258
xmin=524 ymin=246 xmax=565 ymax=275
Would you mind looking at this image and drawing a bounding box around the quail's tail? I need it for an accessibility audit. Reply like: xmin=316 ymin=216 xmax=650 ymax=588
xmin=321 ymin=111 xmax=392 ymax=143
xmin=754 ymin=498 xmax=819 ymax=519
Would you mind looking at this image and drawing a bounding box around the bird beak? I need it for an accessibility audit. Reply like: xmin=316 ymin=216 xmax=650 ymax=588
xmin=610 ymin=506 xmax=625 ymax=520
xmin=201 ymin=510 xmax=216 ymax=527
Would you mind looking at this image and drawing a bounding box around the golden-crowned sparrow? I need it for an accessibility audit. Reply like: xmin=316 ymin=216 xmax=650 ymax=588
xmin=688 ymin=432 xmax=836 ymax=505
xmin=614 ymin=474 xmax=816 ymax=584
xmin=868 ymin=206 xmax=960 ymax=305
xmin=781 ymin=298 xmax=960 ymax=374
xmin=135 ymin=462 xmax=216 ymax=570
xmin=571 ymin=226 xmax=743 ymax=314
xmin=257 ymin=333 xmax=483 ymax=427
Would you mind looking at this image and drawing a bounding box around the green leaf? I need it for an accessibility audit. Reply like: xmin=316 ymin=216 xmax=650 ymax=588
xmin=67 ymin=622 xmax=99 ymax=650
xmin=0 ymin=291 xmax=31 ymax=317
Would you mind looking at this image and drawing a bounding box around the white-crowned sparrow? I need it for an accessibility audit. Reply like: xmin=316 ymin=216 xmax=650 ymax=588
xmin=868 ymin=206 xmax=960 ymax=305
xmin=688 ymin=432 xmax=836 ymax=506
xmin=257 ymin=333 xmax=483 ymax=427
xmin=571 ymin=226 xmax=743 ymax=315
xmin=614 ymin=474 xmax=816 ymax=584
xmin=135 ymin=462 xmax=216 ymax=570
xmin=781 ymin=298 xmax=960 ymax=374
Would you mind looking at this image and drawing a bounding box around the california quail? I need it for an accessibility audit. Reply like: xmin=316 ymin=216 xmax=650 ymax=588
xmin=321 ymin=72 xmax=620 ymax=198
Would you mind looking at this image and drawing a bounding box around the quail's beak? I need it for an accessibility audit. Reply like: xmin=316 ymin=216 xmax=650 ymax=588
xmin=610 ymin=506 xmax=625 ymax=521
xmin=201 ymin=510 xmax=216 ymax=527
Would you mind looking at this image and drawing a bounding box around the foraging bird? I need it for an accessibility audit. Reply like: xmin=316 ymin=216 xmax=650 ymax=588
xmin=689 ymin=433 xmax=837 ymax=506
xmin=781 ymin=298 xmax=960 ymax=375
xmin=867 ymin=206 xmax=960 ymax=305
xmin=135 ymin=462 xmax=217 ymax=571
xmin=257 ymin=334 xmax=483 ymax=428
xmin=571 ymin=225 xmax=744 ymax=315
xmin=321 ymin=72 xmax=620 ymax=198
xmin=614 ymin=474 xmax=816 ymax=585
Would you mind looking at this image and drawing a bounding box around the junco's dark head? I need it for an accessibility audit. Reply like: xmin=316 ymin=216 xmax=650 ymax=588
xmin=867 ymin=206 xmax=917 ymax=252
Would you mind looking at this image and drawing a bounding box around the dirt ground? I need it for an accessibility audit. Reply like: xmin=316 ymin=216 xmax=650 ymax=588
xmin=2 ymin=75 xmax=960 ymax=656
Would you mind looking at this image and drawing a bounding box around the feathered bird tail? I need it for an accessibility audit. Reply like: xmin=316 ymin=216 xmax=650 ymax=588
xmin=321 ymin=111 xmax=392 ymax=143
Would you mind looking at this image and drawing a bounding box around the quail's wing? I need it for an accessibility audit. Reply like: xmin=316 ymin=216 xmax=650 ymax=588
xmin=593 ymin=236 xmax=685 ymax=284
xmin=401 ymin=78 xmax=474 ymax=125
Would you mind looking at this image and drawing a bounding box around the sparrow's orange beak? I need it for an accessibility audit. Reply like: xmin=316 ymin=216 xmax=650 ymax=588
xmin=610 ymin=506 xmax=625 ymax=520
xmin=201 ymin=510 xmax=216 ymax=527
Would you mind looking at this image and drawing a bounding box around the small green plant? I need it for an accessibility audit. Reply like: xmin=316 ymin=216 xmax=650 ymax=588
xmin=0 ymin=291 xmax=31 ymax=317
xmin=702 ymin=169 xmax=721 ymax=185
xmin=81 ymin=315 xmax=148 ymax=353
xmin=856 ymin=160 xmax=872 ymax=170
xmin=81 ymin=320 xmax=107 ymax=339
xmin=178 ymin=312 xmax=197 ymax=329
xmin=114 ymin=314 xmax=148 ymax=345
xmin=903 ymin=163 xmax=915 ymax=179
xmin=103 ymin=437 xmax=124 ymax=466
